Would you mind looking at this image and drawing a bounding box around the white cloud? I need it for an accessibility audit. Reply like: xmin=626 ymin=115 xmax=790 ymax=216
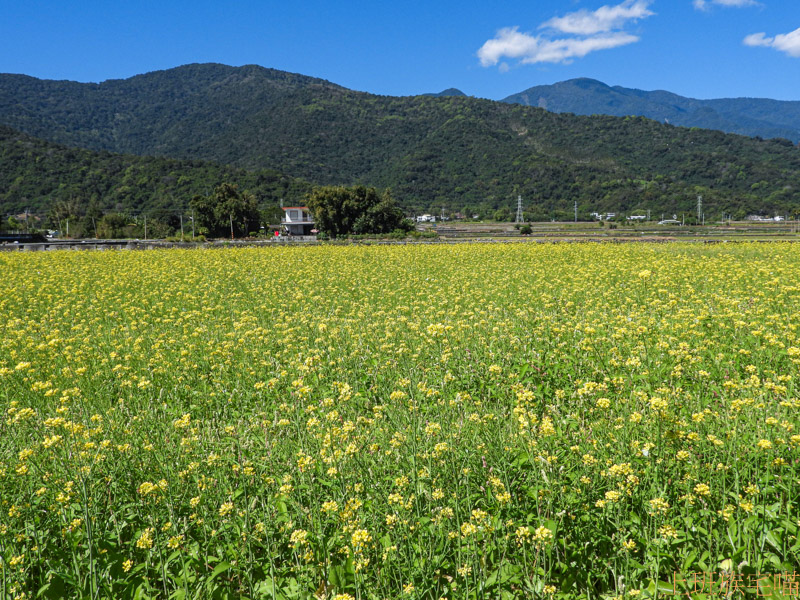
xmin=478 ymin=27 xmax=539 ymax=67
xmin=542 ymin=0 xmax=654 ymax=35
xmin=744 ymin=27 xmax=800 ymax=57
xmin=478 ymin=28 xmax=639 ymax=66
xmin=478 ymin=0 xmax=653 ymax=68
xmin=694 ymin=0 xmax=759 ymax=11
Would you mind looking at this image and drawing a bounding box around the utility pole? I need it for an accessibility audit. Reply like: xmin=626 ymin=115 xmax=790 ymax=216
xmin=647 ymin=209 xmax=651 ymax=221
xmin=230 ymin=213 xmax=234 ymax=240
xmin=697 ymin=195 xmax=703 ymax=226
xmin=180 ymin=214 xmax=184 ymax=241
xmin=191 ymin=210 xmax=195 ymax=240
xmin=515 ymin=195 xmax=524 ymax=224
xmin=144 ymin=215 xmax=147 ymax=240
xmin=574 ymin=200 xmax=578 ymax=223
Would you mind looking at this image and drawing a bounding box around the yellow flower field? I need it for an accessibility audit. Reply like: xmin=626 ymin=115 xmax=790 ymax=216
xmin=1 ymin=243 xmax=799 ymax=599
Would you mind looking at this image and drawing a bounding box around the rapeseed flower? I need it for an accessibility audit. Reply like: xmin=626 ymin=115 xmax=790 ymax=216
xmin=2 ymin=243 xmax=799 ymax=598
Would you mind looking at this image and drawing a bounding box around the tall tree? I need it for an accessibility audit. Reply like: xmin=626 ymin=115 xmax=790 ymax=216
xmin=96 ymin=213 xmax=132 ymax=239
xmin=306 ymin=185 xmax=412 ymax=237
xmin=190 ymin=183 xmax=260 ymax=238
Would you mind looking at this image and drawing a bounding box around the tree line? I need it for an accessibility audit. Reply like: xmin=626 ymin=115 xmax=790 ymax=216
xmin=2 ymin=181 xmax=414 ymax=240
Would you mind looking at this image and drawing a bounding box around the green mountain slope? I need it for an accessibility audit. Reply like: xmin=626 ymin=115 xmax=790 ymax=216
xmin=0 ymin=64 xmax=344 ymax=156
xmin=423 ymin=88 xmax=467 ymax=97
xmin=1 ymin=64 xmax=799 ymax=218
xmin=0 ymin=125 xmax=310 ymax=216
xmin=503 ymin=78 xmax=800 ymax=143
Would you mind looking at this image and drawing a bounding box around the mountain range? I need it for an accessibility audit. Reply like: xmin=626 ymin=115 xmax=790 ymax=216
xmin=1 ymin=63 xmax=799 ymax=220
xmin=503 ymin=78 xmax=800 ymax=144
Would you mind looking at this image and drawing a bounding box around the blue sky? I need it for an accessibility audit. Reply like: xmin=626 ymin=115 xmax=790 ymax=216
xmin=1 ymin=0 xmax=798 ymax=100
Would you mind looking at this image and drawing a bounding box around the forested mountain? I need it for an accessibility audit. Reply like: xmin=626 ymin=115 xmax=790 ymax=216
xmin=503 ymin=78 xmax=800 ymax=143
xmin=424 ymin=88 xmax=467 ymax=97
xmin=1 ymin=63 xmax=799 ymax=219
xmin=0 ymin=64 xmax=344 ymax=156
xmin=0 ymin=125 xmax=310 ymax=216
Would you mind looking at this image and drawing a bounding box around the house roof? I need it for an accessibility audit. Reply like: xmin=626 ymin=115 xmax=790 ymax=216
xmin=283 ymin=206 xmax=309 ymax=210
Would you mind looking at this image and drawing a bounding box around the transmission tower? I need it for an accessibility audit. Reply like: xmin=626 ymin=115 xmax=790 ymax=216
xmin=515 ymin=195 xmax=524 ymax=223
xmin=697 ymin=195 xmax=703 ymax=224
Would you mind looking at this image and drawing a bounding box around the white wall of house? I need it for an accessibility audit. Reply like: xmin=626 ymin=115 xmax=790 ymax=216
xmin=283 ymin=209 xmax=312 ymax=223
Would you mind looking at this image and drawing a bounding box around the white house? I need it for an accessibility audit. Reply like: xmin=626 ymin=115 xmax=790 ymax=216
xmin=281 ymin=207 xmax=315 ymax=236
xmin=591 ymin=212 xmax=617 ymax=221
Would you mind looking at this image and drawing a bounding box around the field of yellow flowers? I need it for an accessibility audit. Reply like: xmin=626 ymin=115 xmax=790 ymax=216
xmin=1 ymin=243 xmax=799 ymax=600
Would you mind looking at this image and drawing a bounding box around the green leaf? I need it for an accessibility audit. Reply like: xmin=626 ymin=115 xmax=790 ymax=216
xmin=207 ymin=561 xmax=232 ymax=585
xmin=762 ymin=530 xmax=782 ymax=552
xmin=133 ymin=582 xmax=151 ymax=600
xmin=682 ymin=550 xmax=698 ymax=571
xmin=254 ymin=578 xmax=288 ymax=600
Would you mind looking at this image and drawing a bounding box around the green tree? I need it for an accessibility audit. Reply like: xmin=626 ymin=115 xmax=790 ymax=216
xmin=82 ymin=198 xmax=104 ymax=238
xmin=6 ymin=215 xmax=21 ymax=231
xmin=493 ymin=208 xmax=512 ymax=222
xmin=46 ymin=198 xmax=81 ymax=233
xmin=190 ymin=183 xmax=260 ymax=238
xmin=306 ymin=185 xmax=412 ymax=238
xmin=96 ymin=213 xmax=132 ymax=239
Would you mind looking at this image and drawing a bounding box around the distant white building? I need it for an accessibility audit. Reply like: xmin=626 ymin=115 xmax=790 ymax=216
xmin=746 ymin=215 xmax=785 ymax=222
xmin=416 ymin=214 xmax=436 ymax=223
xmin=282 ymin=206 xmax=315 ymax=235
